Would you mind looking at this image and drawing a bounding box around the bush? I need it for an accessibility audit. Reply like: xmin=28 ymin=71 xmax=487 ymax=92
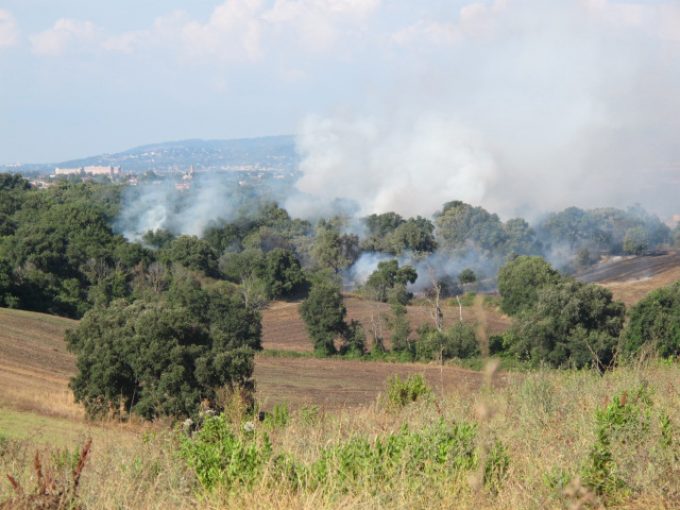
xmin=415 ymin=323 xmax=480 ymax=361
xmin=581 ymin=386 xmax=653 ymax=499
xmin=621 ymin=281 xmax=680 ymax=359
xmin=180 ymin=414 xmax=272 ymax=491
xmin=67 ymin=280 xmax=261 ymax=420
xmin=384 ymin=374 xmax=432 ymax=409
xmin=497 ymin=256 xmax=562 ymax=316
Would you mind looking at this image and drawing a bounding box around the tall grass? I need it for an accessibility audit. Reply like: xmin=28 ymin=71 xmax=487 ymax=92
xmin=1 ymin=362 xmax=678 ymax=509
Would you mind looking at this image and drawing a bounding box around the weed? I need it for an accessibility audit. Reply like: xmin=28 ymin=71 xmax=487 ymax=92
xmin=179 ymin=414 xmax=272 ymax=491
xmin=581 ymin=386 xmax=653 ymax=499
xmin=265 ymin=403 xmax=290 ymax=429
xmin=1 ymin=438 xmax=91 ymax=510
xmin=483 ymin=440 xmax=510 ymax=492
xmin=383 ymin=374 xmax=432 ymax=410
xmin=299 ymin=405 xmax=320 ymax=425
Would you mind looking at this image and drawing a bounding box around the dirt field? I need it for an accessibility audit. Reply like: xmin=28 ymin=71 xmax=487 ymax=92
xmin=254 ymin=355 xmax=491 ymax=409
xmin=0 ymin=306 xmax=493 ymax=426
xmin=0 ymin=307 xmax=81 ymax=420
xmin=577 ymin=251 xmax=680 ymax=305
xmin=263 ymin=295 xmax=511 ymax=352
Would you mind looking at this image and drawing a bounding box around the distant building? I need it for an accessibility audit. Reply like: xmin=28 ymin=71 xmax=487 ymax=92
xmin=54 ymin=165 xmax=122 ymax=177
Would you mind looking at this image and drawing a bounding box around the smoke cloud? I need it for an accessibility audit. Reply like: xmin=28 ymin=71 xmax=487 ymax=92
xmin=288 ymin=0 xmax=680 ymax=221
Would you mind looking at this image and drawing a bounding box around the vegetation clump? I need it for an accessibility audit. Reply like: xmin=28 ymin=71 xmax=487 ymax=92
xmin=67 ymin=278 xmax=261 ymax=420
xmin=621 ymin=281 xmax=680 ymax=359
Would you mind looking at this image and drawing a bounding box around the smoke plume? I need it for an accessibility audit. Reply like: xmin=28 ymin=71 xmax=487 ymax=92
xmin=288 ymin=0 xmax=680 ymax=221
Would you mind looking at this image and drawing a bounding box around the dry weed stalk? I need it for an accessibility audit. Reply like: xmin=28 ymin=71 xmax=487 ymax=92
xmin=0 ymin=438 xmax=92 ymax=510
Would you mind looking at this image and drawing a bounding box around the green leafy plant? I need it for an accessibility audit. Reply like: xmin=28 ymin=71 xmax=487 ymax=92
xmin=384 ymin=374 xmax=432 ymax=409
xmin=180 ymin=414 xmax=272 ymax=491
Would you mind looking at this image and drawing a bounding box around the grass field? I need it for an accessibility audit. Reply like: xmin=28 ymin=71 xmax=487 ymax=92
xmin=1 ymin=266 xmax=679 ymax=509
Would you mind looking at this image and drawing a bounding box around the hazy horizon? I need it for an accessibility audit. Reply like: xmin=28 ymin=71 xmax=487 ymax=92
xmin=2 ymin=0 xmax=679 ymax=219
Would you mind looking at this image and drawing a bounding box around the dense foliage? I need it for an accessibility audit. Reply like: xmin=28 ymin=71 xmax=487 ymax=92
xmin=497 ymin=256 xmax=562 ymax=316
xmin=621 ymin=282 xmax=680 ymax=358
xmin=67 ymin=278 xmax=261 ymax=419
xmin=536 ymin=206 xmax=670 ymax=257
xmin=362 ymin=259 xmax=417 ymax=304
xmin=502 ymin=278 xmax=625 ymax=369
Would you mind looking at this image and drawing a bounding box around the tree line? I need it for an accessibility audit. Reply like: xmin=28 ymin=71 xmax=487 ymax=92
xmin=1 ymin=173 xmax=678 ymax=421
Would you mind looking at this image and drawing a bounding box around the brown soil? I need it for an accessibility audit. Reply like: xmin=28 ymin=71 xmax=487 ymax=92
xmin=577 ymin=251 xmax=680 ymax=305
xmin=254 ymin=355 xmax=493 ymax=409
xmin=262 ymin=295 xmax=511 ymax=352
xmin=0 ymin=307 xmax=495 ymax=417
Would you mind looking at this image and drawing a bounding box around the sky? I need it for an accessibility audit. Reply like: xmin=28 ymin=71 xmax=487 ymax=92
xmin=1 ymin=0 xmax=679 ymax=218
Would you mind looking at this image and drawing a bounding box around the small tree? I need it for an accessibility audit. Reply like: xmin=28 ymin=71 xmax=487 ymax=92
xmin=389 ymin=303 xmax=412 ymax=355
xmin=299 ymin=278 xmax=346 ymax=356
xmin=621 ymin=282 xmax=680 ymax=358
xmin=497 ymin=256 xmax=562 ymax=316
xmin=363 ymin=259 xmax=417 ymax=304
xmin=341 ymin=319 xmax=366 ymax=357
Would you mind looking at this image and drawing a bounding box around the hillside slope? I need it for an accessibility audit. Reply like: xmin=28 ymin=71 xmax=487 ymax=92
xmin=577 ymin=251 xmax=680 ymax=305
xmin=0 ymin=305 xmax=492 ymax=418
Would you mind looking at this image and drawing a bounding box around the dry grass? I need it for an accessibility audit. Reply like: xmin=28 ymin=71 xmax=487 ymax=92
xmin=2 ymin=362 xmax=676 ymax=509
xmin=1 ymin=295 xmax=679 ymax=509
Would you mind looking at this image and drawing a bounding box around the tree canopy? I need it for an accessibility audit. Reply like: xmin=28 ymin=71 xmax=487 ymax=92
xmin=497 ymin=256 xmax=563 ymax=316
xmin=621 ymin=282 xmax=680 ymax=358
xmin=67 ymin=280 xmax=261 ymax=420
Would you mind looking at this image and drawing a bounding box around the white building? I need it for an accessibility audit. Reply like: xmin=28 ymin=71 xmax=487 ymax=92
xmin=54 ymin=165 xmax=122 ymax=177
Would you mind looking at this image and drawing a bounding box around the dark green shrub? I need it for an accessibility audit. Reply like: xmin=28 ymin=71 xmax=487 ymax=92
xmin=621 ymin=282 xmax=680 ymax=359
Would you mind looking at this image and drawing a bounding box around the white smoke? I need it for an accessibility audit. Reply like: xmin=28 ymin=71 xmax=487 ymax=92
xmin=288 ymin=0 xmax=680 ymax=221
xmin=116 ymin=174 xmax=242 ymax=240
xmin=286 ymin=114 xmax=497 ymax=218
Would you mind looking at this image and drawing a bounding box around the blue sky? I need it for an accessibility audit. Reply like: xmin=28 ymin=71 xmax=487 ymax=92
xmin=1 ymin=0 xmax=679 ymax=219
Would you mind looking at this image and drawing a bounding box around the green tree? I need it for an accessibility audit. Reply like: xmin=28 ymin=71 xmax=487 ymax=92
xmin=434 ymin=201 xmax=507 ymax=254
xmin=299 ymin=278 xmax=347 ymax=356
xmin=497 ymin=256 xmax=562 ymax=316
xmin=387 ymin=217 xmax=436 ymax=254
xmin=503 ymin=280 xmax=625 ymax=369
xmin=160 ymin=235 xmax=219 ymax=276
xmin=258 ymin=248 xmax=307 ymax=299
xmin=363 ymin=259 xmax=417 ymax=304
xmin=503 ymin=218 xmax=543 ymax=256
xmin=142 ymin=229 xmax=175 ymax=250
xmin=621 ymin=282 xmax=680 ymax=358
xmin=67 ymin=282 xmax=260 ymax=420
xmin=312 ymin=221 xmax=359 ymax=273
xmin=458 ymin=268 xmax=477 ymax=286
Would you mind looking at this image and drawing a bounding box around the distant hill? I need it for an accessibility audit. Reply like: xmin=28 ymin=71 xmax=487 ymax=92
xmin=0 ymin=135 xmax=298 ymax=174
